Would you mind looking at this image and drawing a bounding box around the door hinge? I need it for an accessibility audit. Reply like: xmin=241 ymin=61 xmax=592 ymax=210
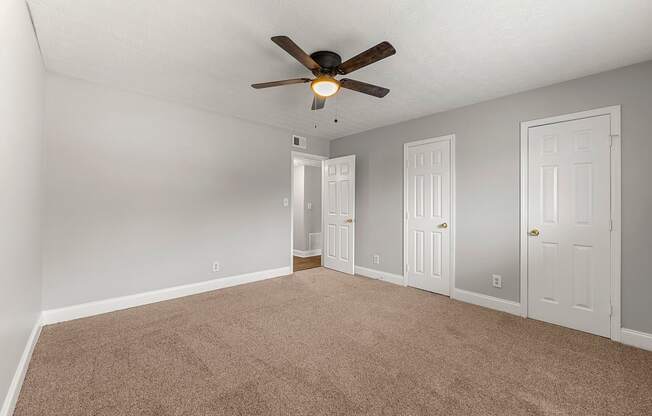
xmin=609 ymin=219 xmax=613 ymax=231
xmin=609 ymin=304 xmax=613 ymax=317
xmin=609 ymin=134 xmax=619 ymax=149
xmin=405 ymin=211 xmax=409 ymax=221
xmin=405 ymin=263 xmax=409 ymax=273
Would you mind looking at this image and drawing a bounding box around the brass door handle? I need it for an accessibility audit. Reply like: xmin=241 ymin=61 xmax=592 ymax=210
xmin=345 ymin=219 xmax=353 ymax=223
xmin=439 ymin=222 xmax=448 ymax=229
xmin=529 ymin=229 xmax=540 ymax=236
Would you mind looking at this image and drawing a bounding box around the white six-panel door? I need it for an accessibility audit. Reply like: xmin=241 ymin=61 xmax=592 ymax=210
xmin=527 ymin=115 xmax=612 ymax=337
xmin=405 ymin=137 xmax=452 ymax=295
xmin=323 ymin=155 xmax=355 ymax=274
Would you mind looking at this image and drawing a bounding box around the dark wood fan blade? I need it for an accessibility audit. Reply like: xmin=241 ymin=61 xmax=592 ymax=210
xmin=340 ymin=78 xmax=390 ymax=98
xmin=271 ymin=36 xmax=320 ymax=72
xmin=337 ymin=41 xmax=396 ymax=75
xmin=251 ymin=78 xmax=311 ymax=89
xmin=311 ymin=95 xmax=326 ymax=110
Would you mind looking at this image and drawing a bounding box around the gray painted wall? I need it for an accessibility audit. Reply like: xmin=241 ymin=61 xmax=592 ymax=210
xmin=331 ymin=61 xmax=652 ymax=334
xmin=293 ymin=165 xmax=306 ymax=250
xmin=304 ymin=165 xmax=322 ymax=244
xmin=0 ymin=0 xmax=45 ymax=407
xmin=292 ymin=164 xmax=321 ymax=252
xmin=42 ymin=74 xmax=328 ymax=310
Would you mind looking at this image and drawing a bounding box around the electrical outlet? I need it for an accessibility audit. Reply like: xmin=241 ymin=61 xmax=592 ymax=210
xmin=372 ymin=254 xmax=380 ymax=265
xmin=282 ymin=198 xmax=289 ymax=207
xmin=213 ymin=262 xmax=221 ymax=272
xmin=492 ymin=274 xmax=502 ymax=288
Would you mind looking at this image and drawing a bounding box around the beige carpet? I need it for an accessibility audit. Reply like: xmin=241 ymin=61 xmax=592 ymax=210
xmin=15 ymin=268 xmax=652 ymax=415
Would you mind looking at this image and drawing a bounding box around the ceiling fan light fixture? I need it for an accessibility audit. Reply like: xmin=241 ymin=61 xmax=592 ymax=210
xmin=310 ymin=76 xmax=340 ymax=97
xmin=253 ymin=36 xmax=395 ymax=110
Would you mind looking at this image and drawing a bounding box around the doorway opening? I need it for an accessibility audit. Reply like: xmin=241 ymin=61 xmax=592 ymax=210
xmin=291 ymin=152 xmax=326 ymax=272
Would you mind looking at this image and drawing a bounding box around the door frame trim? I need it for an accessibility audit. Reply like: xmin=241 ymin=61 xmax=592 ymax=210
xmin=403 ymin=134 xmax=456 ymax=296
xmin=519 ymin=105 xmax=621 ymax=341
xmin=290 ymin=151 xmax=327 ymax=273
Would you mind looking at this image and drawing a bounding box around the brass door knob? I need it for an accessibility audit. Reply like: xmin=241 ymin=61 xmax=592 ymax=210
xmin=345 ymin=219 xmax=353 ymax=223
xmin=439 ymin=222 xmax=448 ymax=229
xmin=529 ymin=229 xmax=540 ymax=236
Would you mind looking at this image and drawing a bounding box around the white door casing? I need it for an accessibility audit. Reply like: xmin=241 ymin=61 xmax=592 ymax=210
xmin=404 ymin=136 xmax=454 ymax=295
xmin=323 ymin=155 xmax=355 ymax=274
xmin=521 ymin=106 xmax=621 ymax=340
xmin=290 ymin=151 xmax=327 ymax=272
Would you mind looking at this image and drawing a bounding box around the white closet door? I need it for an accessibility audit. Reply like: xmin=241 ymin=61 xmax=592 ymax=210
xmin=527 ymin=115 xmax=611 ymax=337
xmin=405 ymin=139 xmax=451 ymax=295
xmin=323 ymin=155 xmax=355 ymax=274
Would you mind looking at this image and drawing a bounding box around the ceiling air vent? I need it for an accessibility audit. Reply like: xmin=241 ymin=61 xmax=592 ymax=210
xmin=292 ymin=135 xmax=307 ymax=149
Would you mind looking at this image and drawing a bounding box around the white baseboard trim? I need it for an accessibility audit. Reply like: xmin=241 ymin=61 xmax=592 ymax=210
xmin=41 ymin=266 xmax=291 ymax=325
xmin=621 ymin=328 xmax=652 ymax=352
xmin=452 ymin=288 xmax=521 ymax=316
xmin=355 ymin=266 xmax=405 ymax=286
xmin=293 ymin=249 xmax=322 ymax=258
xmin=1 ymin=315 xmax=42 ymax=416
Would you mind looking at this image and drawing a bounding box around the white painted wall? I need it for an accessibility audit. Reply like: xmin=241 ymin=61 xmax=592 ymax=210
xmin=0 ymin=0 xmax=45 ymax=410
xmin=42 ymin=74 xmax=329 ymax=310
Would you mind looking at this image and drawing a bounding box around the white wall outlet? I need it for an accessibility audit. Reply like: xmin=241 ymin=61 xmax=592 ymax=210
xmin=372 ymin=254 xmax=380 ymax=265
xmin=283 ymin=197 xmax=289 ymax=207
xmin=492 ymin=274 xmax=502 ymax=288
xmin=307 ymin=202 xmax=312 ymax=210
xmin=212 ymin=262 xmax=221 ymax=272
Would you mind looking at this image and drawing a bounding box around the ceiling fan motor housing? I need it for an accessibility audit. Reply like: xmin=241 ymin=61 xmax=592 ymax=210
xmin=251 ymin=36 xmax=395 ymax=110
xmin=310 ymin=51 xmax=342 ymax=74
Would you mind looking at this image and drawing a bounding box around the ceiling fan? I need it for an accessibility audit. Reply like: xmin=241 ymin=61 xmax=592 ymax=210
xmin=251 ymin=36 xmax=396 ymax=110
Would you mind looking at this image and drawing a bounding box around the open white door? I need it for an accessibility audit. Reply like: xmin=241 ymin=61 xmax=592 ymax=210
xmin=323 ymin=155 xmax=355 ymax=274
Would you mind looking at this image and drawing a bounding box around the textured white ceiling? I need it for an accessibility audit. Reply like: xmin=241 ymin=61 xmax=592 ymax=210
xmin=28 ymin=0 xmax=652 ymax=140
